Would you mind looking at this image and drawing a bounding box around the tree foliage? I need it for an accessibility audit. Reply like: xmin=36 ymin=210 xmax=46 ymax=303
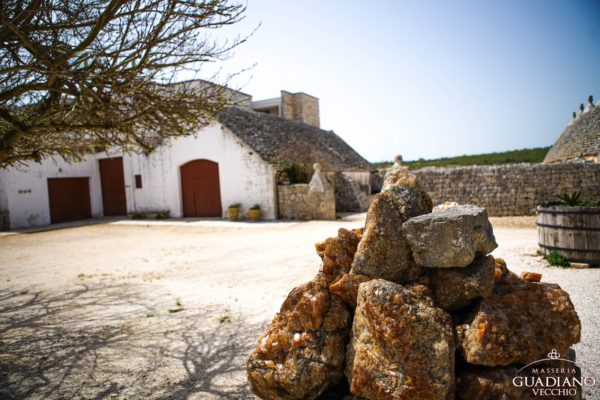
xmin=0 ymin=0 xmax=246 ymax=167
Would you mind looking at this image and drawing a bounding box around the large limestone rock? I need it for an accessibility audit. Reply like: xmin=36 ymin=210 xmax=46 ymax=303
xmin=427 ymin=255 xmax=496 ymax=311
xmin=247 ymin=273 xmax=351 ymax=400
xmin=346 ymin=280 xmax=455 ymax=400
xmin=402 ymin=205 xmax=497 ymax=268
xmin=456 ymin=267 xmax=581 ymax=367
xmin=351 ymin=167 xmax=432 ymax=282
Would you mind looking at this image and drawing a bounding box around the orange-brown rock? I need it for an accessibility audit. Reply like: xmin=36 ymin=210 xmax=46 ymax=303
xmin=346 ymin=279 xmax=455 ymax=400
xmin=520 ymin=271 xmax=542 ymax=282
xmin=328 ymin=273 xmax=371 ymax=308
xmin=247 ymin=273 xmax=351 ymax=400
xmin=494 ymin=257 xmax=507 ymax=282
xmin=351 ymin=167 xmax=432 ymax=282
xmin=316 ymin=228 xmax=363 ymax=283
xmin=427 ymin=255 xmax=496 ymax=311
xmin=456 ymin=266 xmax=581 ymax=367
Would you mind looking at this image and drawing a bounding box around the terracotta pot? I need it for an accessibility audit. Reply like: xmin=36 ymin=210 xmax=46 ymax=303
xmin=247 ymin=209 xmax=261 ymax=221
xmin=227 ymin=207 xmax=240 ymax=221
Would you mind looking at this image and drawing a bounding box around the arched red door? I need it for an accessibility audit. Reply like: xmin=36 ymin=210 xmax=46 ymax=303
xmin=180 ymin=160 xmax=222 ymax=217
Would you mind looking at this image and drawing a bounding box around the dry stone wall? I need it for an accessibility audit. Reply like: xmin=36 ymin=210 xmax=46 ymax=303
xmin=277 ymin=165 xmax=336 ymax=220
xmin=412 ymin=163 xmax=600 ymax=216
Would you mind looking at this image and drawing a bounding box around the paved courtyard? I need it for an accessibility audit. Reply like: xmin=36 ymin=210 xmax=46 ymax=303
xmin=0 ymin=215 xmax=598 ymax=399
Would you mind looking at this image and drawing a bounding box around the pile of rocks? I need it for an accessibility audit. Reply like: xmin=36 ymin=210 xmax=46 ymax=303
xmin=247 ymin=165 xmax=581 ymax=400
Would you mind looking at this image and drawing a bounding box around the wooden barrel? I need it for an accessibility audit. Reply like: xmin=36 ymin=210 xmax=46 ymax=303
xmin=537 ymin=204 xmax=600 ymax=265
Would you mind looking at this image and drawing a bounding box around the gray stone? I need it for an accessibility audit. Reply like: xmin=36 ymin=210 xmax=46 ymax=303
xmin=346 ymin=280 xmax=455 ymax=400
xmin=350 ymin=167 xmax=432 ymax=282
xmin=428 ymin=255 xmax=496 ymax=311
xmin=402 ymin=204 xmax=497 ymax=268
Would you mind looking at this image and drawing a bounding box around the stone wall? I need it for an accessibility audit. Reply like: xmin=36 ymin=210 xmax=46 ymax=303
xmin=334 ymin=172 xmax=369 ymax=212
xmin=277 ymin=165 xmax=336 ymax=220
xmin=412 ymin=163 xmax=600 ymax=216
xmin=280 ymin=91 xmax=320 ymax=128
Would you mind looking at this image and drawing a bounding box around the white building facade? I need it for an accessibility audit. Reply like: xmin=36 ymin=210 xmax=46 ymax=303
xmin=0 ymin=122 xmax=277 ymax=229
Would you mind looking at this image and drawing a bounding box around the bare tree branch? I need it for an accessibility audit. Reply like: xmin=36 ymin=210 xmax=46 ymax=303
xmin=0 ymin=0 xmax=248 ymax=167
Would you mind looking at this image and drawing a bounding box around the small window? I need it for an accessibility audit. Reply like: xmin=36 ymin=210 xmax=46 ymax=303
xmin=135 ymin=174 xmax=142 ymax=189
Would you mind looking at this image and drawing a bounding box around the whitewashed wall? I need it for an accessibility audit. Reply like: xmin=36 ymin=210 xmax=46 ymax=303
xmin=0 ymin=122 xmax=278 ymax=228
xmin=342 ymin=171 xmax=371 ymax=187
xmin=0 ymin=156 xmax=103 ymax=228
xmin=123 ymin=123 xmax=277 ymax=219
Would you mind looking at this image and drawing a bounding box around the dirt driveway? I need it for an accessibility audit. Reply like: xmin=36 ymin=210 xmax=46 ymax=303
xmin=1 ymin=215 xmax=598 ymax=399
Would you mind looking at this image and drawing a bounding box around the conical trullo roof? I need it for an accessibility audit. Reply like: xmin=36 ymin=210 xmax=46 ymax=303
xmin=544 ymin=101 xmax=600 ymax=164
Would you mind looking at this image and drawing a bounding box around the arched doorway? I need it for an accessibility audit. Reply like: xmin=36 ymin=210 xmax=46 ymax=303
xmin=180 ymin=159 xmax=222 ymax=217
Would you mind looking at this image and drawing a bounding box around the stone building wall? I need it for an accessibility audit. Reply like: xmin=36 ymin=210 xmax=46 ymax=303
xmin=334 ymin=172 xmax=369 ymax=212
xmin=280 ymin=91 xmax=320 ymax=128
xmin=412 ymin=163 xmax=600 ymax=216
xmin=544 ymin=102 xmax=599 ymax=164
xmin=278 ymin=184 xmax=336 ymax=220
xmin=277 ymin=165 xmax=336 ymax=220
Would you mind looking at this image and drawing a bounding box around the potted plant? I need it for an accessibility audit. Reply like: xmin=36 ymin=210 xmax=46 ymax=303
xmin=247 ymin=204 xmax=261 ymax=221
xmin=227 ymin=203 xmax=241 ymax=221
xmin=537 ymin=192 xmax=599 ymax=266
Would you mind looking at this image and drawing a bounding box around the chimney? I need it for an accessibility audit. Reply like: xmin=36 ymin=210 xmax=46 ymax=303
xmin=584 ymin=95 xmax=595 ymax=113
xmin=280 ymin=91 xmax=320 ymax=128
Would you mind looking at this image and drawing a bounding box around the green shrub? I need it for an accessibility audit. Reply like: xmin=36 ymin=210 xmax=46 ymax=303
xmin=277 ymin=163 xmax=313 ymax=184
xmin=557 ymin=192 xmax=582 ymax=206
xmin=545 ymin=251 xmax=570 ymax=267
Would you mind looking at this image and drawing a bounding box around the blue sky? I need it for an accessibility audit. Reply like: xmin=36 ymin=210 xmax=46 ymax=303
xmin=200 ymin=0 xmax=600 ymax=162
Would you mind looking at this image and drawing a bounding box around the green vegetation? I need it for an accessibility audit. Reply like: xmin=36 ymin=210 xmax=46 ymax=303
xmin=168 ymin=298 xmax=185 ymax=313
xmin=277 ymin=163 xmax=313 ymax=184
xmin=545 ymin=251 xmax=571 ymax=267
xmin=219 ymin=306 xmax=232 ymax=324
xmin=373 ymin=147 xmax=551 ymax=169
xmin=557 ymin=192 xmax=598 ymax=207
xmin=557 ymin=192 xmax=582 ymax=206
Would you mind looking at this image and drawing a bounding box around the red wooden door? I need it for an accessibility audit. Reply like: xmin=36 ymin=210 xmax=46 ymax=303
xmin=99 ymin=157 xmax=127 ymax=216
xmin=180 ymin=160 xmax=222 ymax=217
xmin=47 ymin=178 xmax=92 ymax=224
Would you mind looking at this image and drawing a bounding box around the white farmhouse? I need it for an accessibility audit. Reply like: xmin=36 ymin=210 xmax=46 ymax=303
xmin=0 ymin=89 xmax=371 ymax=229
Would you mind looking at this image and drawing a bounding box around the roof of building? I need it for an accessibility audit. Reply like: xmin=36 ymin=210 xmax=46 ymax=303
xmin=218 ymin=107 xmax=372 ymax=171
xmin=544 ymin=105 xmax=600 ymax=164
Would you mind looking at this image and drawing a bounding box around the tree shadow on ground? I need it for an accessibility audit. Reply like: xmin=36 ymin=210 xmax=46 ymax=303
xmin=0 ymin=283 xmax=262 ymax=399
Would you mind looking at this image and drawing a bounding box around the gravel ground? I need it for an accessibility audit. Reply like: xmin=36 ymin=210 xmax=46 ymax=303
xmin=0 ymin=215 xmax=598 ymax=399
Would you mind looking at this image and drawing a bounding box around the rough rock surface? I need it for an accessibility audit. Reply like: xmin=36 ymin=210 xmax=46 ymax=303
xmin=520 ymin=271 xmax=542 ymax=282
xmin=456 ymin=365 xmax=581 ymax=400
xmin=456 ymin=267 xmax=581 ymax=367
xmin=346 ymin=280 xmax=455 ymax=400
xmin=427 ymin=255 xmax=496 ymax=311
xmin=247 ymin=273 xmax=351 ymax=400
xmin=351 ymin=167 xmax=432 ymax=282
xmin=328 ymin=273 xmax=371 ymax=309
xmin=402 ymin=205 xmax=498 ymax=268
xmin=316 ymin=228 xmax=363 ymax=283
